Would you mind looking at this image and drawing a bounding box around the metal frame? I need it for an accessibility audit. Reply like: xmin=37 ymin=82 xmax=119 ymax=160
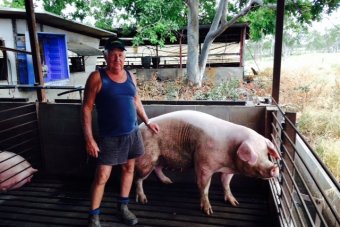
xmin=269 ymin=99 xmax=340 ymax=227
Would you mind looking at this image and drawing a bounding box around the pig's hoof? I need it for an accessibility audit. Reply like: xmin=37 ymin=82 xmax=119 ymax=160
xmin=225 ymin=195 xmax=239 ymax=207
xmin=136 ymin=195 xmax=148 ymax=204
xmin=202 ymin=207 xmax=213 ymax=215
xmin=161 ymin=177 xmax=173 ymax=184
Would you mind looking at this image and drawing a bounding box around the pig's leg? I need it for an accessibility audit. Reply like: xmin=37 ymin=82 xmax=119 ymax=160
xmin=221 ymin=173 xmax=239 ymax=206
xmin=196 ymin=165 xmax=214 ymax=215
xmin=154 ymin=166 xmax=173 ymax=184
xmin=135 ymin=156 xmax=156 ymax=204
xmin=135 ymin=172 xmax=152 ymax=204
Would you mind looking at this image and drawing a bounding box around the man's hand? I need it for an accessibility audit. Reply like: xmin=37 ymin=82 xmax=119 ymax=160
xmin=147 ymin=122 xmax=160 ymax=134
xmin=86 ymin=139 xmax=100 ymax=158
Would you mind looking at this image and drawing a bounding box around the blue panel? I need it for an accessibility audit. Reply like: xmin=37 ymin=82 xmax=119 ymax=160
xmin=38 ymin=33 xmax=69 ymax=83
xmin=25 ymin=32 xmax=35 ymax=84
xmin=17 ymin=35 xmax=35 ymax=85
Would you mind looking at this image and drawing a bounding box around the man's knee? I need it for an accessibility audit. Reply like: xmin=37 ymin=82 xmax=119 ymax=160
xmin=122 ymin=160 xmax=135 ymax=174
xmin=94 ymin=169 xmax=111 ymax=185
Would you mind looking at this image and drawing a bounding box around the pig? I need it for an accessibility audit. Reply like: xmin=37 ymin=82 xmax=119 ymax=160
xmin=135 ymin=110 xmax=280 ymax=215
xmin=0 ymin=151 xmax=38 ymax=192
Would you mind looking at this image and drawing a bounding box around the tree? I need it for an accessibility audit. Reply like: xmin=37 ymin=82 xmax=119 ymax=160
xmin=109 ymin=0 xmax=264 ymax=86
xmin=90 ymin=0 xmax=339 ymax=86
xmin=2 ymin=0 xmax=339 ymax=85
xmin=186 ymin=0 xmax=262 ymax=85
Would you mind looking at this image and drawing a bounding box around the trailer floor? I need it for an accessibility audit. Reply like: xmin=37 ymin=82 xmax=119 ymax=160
xmin=0 ymin=175 xmax=274 ymax=227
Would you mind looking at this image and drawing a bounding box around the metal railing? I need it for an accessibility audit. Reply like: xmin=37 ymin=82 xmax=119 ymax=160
xmin=0 ymin=84 xmax=84 ymax=103
xmin=269 ymin=100 xmax=340 ymax=227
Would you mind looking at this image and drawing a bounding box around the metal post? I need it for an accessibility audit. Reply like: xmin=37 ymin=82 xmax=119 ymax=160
xmin=272 ymin=0 xmax=285 ymax=103
xmin=239 ymin=26 xmax=246 ymax=67
xmin=179 ymin=33 xmax=183 ymax=69
xmin=25 ymin=0 xmax=46 ymax=102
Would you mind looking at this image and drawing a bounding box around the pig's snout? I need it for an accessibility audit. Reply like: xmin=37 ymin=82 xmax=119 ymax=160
xmin=270 ymin=164 xmax=279 ymax=178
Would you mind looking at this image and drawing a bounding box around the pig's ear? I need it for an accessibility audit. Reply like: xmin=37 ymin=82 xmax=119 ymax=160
xmin=266 ymin=139 xmax=281 ymax=159
xmin=237 ymin=142 xmax=258 ymax=165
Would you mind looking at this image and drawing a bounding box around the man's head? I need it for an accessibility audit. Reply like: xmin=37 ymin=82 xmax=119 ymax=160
xmin=104 ymin=37 xmax=126 ymax=52
xmin=103 ymin=37 xmax=126 ymax=71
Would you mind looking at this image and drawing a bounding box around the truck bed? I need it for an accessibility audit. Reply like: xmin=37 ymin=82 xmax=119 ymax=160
xmin=0 ymin=174 xmax=274 ymax=227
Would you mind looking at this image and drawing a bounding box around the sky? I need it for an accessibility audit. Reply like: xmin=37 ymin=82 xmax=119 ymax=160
xmin=310 ymin=8 xmax=340 ymax=33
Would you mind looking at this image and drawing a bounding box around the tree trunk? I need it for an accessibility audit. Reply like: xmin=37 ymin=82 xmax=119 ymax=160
xmin=186 ymin=0 xmax=262 ymax=86
xmin=186 ymin=0 xmax=200 ymax=86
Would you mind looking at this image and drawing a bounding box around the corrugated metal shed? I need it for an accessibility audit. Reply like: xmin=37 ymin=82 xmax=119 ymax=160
xmin=0 ymin=7 xmax=115 ymax=39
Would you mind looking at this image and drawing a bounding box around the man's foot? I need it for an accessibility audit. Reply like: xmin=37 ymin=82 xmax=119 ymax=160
xmin=118 ymin=204 xmax=138 ymax=225
xmin=88 ymin=214 xmax=101 ymax=227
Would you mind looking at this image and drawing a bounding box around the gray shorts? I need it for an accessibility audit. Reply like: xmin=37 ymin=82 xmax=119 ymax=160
xmin=97 ymin=128 xmax=144 ymax=165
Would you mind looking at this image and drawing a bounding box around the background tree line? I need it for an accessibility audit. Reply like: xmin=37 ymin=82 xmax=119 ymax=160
xmin=2 ymin=0 xmax=339 ymax=85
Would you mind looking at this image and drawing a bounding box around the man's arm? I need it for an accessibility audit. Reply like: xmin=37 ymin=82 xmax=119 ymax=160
xmin=131 ymin=72 xmax=160 ymax=134
xmin=82 ymin=71 xmax=101 ymax=157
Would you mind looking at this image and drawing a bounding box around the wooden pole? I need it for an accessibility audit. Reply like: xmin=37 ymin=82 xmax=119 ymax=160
xmin=25 ymin=0 xmax=46 ymax=102
xmin=239 ymin=26 xmax=246 ymax=67
xmin=272 ymin=0 xmax=285 ymax=103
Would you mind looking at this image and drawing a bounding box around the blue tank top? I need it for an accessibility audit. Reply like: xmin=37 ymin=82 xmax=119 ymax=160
xmin=95 ymin=69 xmax=138 ymax=136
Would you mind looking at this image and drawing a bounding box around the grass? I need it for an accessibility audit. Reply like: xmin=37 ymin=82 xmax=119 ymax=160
xmin=248 ymin=52 xmax=340 ymax=181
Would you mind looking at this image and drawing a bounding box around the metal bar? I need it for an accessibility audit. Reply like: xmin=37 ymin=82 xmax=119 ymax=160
xmin=0 ymin=153 xmax=20 ymax=164
xmin=279 ymin=148 xmax=316 ymax=226
xmin=4 ymin=137 xmax=37 ymax=151
xmin=281 ymin=131 xmax=340 ymax=224
xmin=272 ymin=0 xmax=286 ymax=103
xmin=0 ymin=85 xmax=83 ymax=90
xmin=272 ymin=99 xmax=340 ymax=192
xmin=280 ymin=173 xmax=306 ymax=227
xmin=57 ymin=88 xmax=84 ymax=96
xmin=276 ymin=176 xmax=303 ymax=227
xmin=273 ymin=111 xmax=338 ymax=224
xmin=0 ymin=103 xmax=35 ymax=114
xmin=0 ymin=165 xmax=33 ymax=184
xmin=0 ymin=159 xmax=26 ymax=174
xmin=270 ymin=131 xmax=306 ymax=227
xmin=270 ymin=107 xmax=337 ymax=226
xmin=0 ymin=111 xmax=36 ymax=125
xmin=0 ymin=46 xmax=32 ymax=54
xmin=0 ymin=120 xmax=38 ymax=134
xmin=0 ymin=129 xmax=37 ymax=145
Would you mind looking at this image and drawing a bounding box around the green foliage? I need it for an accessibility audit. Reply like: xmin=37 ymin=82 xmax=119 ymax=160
xmin=245 ymin=7 xmax=276 ymax=41
xmin=112 ymin=0 xmax=187 ymax=46
xmin=2 ymin=0 xmax=25 ymax=8
xmin=194 ymin=78 xmax=241 ymax=101
xmin=2 ymin=0 xmax=339 ymax=44
xmin=42 ymin=0 xmax=69 ymax=15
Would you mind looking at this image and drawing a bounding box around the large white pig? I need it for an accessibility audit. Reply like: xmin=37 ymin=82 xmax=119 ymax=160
xmin=135 ymin=110 xmax=280 ymax=215
xmin=0 ymin=151 xmax=38 ymax=191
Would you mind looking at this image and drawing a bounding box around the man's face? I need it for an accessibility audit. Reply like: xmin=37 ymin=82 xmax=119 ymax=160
xmin=105 ymin=48 xmax=126 ymax=71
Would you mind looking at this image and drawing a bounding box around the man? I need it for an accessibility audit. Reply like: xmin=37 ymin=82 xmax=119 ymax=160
xmin=82 ymin=37 xmax=159 ymax=227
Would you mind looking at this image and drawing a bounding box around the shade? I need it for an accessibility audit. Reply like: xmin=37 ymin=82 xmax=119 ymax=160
xmin=67 ymin=42 xmax=102 ymax=56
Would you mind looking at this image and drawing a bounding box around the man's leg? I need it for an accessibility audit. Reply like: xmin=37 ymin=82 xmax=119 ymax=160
xmin=118 ymin=159 xmax=138 ymax=225
xmin=88 ymin=165 xmax=112 ymax=227
xmin=121 ymin=159 xmax=135 ymax=197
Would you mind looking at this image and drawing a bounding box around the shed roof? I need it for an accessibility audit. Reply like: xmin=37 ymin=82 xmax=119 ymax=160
xmin=67 ymin=42 xmax=103 ymax=56
xmin=111 ymin=23 xmax=250 ymax=46
xmin=0 ymin=7 xmax=115 ymax=38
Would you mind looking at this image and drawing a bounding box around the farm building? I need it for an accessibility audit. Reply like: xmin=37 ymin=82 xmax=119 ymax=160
xmin=0 ymin=7 xmax=250 ymax=102
xmin=0 ymin=7 xmax=114 ymax=102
